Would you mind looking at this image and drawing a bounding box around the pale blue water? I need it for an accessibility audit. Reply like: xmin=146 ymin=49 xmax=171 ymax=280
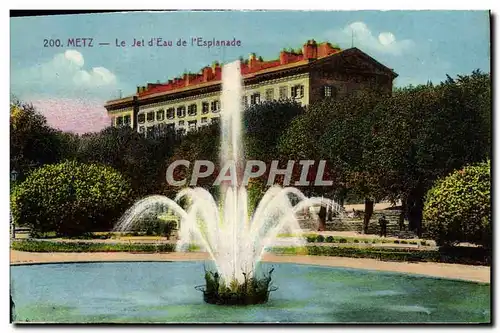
xmin=10 ymin=261 xmax=490 ymax=323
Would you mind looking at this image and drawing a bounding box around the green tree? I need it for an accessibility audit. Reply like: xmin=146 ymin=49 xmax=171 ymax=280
xmin=278 ymin=91 xmax=386 ymax=232
xmin=10 ymin=101 xmax=69 ymax=180
xmin=11 ymin=161 xmax=132 ymax=237
xmin=76 ymin=126 xmax=179 ymax=197
xmin=164 ymin=123 xmax=220 ymax=197
xmin=423 ymin=160 xmax=491 ymax=247
xmin=370 ymin=71 xmax=491 ymax=235
xmin=244 ymin=100 xmax=305 ymax=161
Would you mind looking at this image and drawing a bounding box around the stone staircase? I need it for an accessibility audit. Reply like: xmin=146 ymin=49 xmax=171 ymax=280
xmin=298 ymin=209 xmax=420 ymax=239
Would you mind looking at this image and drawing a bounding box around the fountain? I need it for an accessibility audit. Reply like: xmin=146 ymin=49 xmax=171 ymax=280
xmin=114 ymin=60 xmax=343 ymax=305
xmin=10 ymin=62 xmax=491 ymax=323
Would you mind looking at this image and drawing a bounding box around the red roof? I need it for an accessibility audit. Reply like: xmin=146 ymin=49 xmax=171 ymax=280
xmin=137 ymin=41 xmax=341 ymax=98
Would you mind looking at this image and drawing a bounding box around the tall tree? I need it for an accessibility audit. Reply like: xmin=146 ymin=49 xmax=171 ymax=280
xmin=10 ymin=101 xmax=69 ymax=180
xmin=369 ymin=71 xmax=491 ymax=235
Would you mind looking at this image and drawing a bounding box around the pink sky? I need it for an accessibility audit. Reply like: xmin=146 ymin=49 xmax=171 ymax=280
xmin=31 ymin=97 xmax=111 ymax=135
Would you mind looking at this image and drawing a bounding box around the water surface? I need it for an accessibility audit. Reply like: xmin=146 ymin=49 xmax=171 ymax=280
xmin=10 ymin=261 xmax=490 ymax=323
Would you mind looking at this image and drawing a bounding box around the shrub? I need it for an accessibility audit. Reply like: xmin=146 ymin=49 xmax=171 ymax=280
xmin=353 ymin=239 xmax=359 ymax=243
xmin=339 ymin=238 xmax=347 ymax=243
xmin=10 ymin=240 xmax=177 ymax=253
xmin=247 ymin=178 xmax=267 ymax=213
xmin=394 ymin=240 xmax=400 ymax=244
xmin=198 ymin=268 xmax=277 ymax=305
xmin=266 ymin=245 xmax=490 ymax=266
xmin=423 ymin=161 xmax=491 ymax=247
xmin=10 ymin=161 xmax=132 ymax=237
xmin=306 ymin=235 xmax=316 ymax=243
xmin=401 ymin=240 xmax=408 ymax=244
xmin=316 ymin=235 xmax=325 ymax=243
xmin=325 ymin=236 xmax=334 ymax=243
xmin=421 ymin=241 xmax=427 ymax=246
xmin=134 ymin=212 xmax=177 ymax=238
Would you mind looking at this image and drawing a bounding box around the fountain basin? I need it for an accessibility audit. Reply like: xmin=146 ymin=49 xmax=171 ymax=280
xmin=10 ymin=261 xmax=490 ymax=323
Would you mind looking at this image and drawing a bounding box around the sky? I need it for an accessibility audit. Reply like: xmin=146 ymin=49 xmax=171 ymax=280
xmin=10 ymin=10 xmax=491 ymax=134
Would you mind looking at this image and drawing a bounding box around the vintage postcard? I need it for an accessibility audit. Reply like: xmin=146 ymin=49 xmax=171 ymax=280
xmin=9 ymin=10 xmax=491 ymax=324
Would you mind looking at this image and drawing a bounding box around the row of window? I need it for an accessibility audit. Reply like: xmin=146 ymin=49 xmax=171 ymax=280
xmin=242 ymin=85 xmax=305 ymax=107
xmin=115 ymin=114 xmax=131 ymax=127
xmin=138 ymin=100 xmax=220 ymax=124
xmin=138 ymin=117 xmax=218 ymax=134
xmin=114 ymin=84 xmax=339 ymax=129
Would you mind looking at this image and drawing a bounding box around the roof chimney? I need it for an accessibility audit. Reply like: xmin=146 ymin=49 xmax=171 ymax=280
xmin=249 ymin=53 xmax=257 ymax=69
xmin=202 ymin=66 xmax=213 ymax=82
xmin=303 ymin=39 xmax=318 ymax=61
xmin=280 ymin=50 xmax=289 ymax=65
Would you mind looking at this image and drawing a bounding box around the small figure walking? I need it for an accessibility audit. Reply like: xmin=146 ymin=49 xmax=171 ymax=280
xmin=378 ymin=214 xmax=388 ymax=237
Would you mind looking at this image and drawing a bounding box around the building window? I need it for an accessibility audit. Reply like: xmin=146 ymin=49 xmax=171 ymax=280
xmin=323 ymin=85 xmax=338 ymax=98
xmin=188 ymin=104 xmax=197 ymax=116
xmin=146 ymin=126 xmax=154 ymax=137
xmin=156 ymin=109 xmax=165 ymax=121
xmin=178 ymin=120 xmax=185 ymax=126
xmin=265 ymin=88 xmax=274 ymax=101
xmin=166 ymin=123 xmax=175 ymax=131
xmin=211 ymin=117 xmax=220 ymax=124
xmin=177 ymin=128 xmax=186 ymax=136
xmin=202 ymin=102 xmax=210 ymax=114
xmin=291 ymin=85 xmax=304 ymax=99
xmin=116 ymin=116 xmax=124 ymax=126
xmin=166 ymin=108 xmax=175 ymax=119
xmin=177 ymin=106 xmax=186 ymax=118
xmin=188 ymin=120 xmax=197 ymax=131
xmin=123 ymin=115 xmax=131 ymax=126
xmin=211 ymin=100 xmax=220 ymax=113
xmin=241 ymin=95 xmax=248 ymax=107
xmin=201 ymin=117 xmax=208 ymax=124
xmin=324 ymin=85 xmax=332 ymax=97
xmin=138 ymin=114 xmax=145 ymax=124
xmin=250 ymin=93 xmax=260 ymax=105
xmin=279 ymin=86 xmax=288 ymax=99
xmin=147 ymin=111 xmax=154 ymax=122
xmin=138 ymin=126 xmax=145 ymax=133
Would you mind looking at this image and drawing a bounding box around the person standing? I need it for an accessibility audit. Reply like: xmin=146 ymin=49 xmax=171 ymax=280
xmin=378 ymin=214 xmax=388 ymax=237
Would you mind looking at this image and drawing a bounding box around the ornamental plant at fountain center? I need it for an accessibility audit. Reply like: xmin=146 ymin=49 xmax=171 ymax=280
xmin=114 ymin=61 xmax=342 ymax=305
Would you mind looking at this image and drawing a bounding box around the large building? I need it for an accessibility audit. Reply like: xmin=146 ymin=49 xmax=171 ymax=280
xmin=105 ymin=40 xmax=397 ymax=135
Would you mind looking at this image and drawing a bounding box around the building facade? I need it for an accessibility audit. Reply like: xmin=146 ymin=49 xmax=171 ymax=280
xmin=105 ymin=40 xmax=398 ymax=135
